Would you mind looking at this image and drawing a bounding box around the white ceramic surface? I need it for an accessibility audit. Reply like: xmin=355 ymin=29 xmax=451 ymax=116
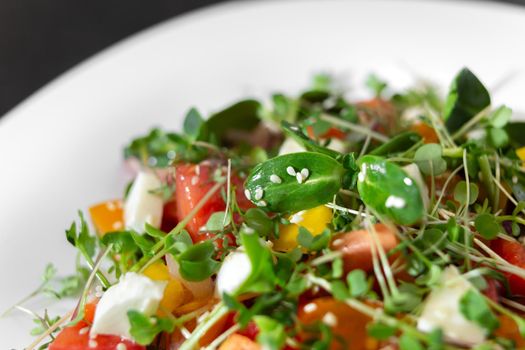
xmin=1 ymin=0 xmax=525 ymax=347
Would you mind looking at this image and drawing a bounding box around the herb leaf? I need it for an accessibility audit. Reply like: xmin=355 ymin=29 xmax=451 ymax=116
xmin=414 ymin=144 xmax=447 ymax=176
xmin=205 ymin=100 xmax=262 ymax=144
xmin=254 ymin=315 xmax=286 ymax=350
xmin=281 ymin=121 xmax=341 ymax=158
xmin=474 ymin=213 xmax=501 ymax=240
xmin=459 ymin=289 xmax=500 ymax=334
xmin=127 ymin=310 xmax=175 ymax=345
xmin=245 ymin=152 xmax=346 ymax=212
xmin=176 ymin=241 xmax=220 ymax=282
xmin=183 ymin=107 xmax=206 ymax=140
xmin=357 ymin=155 xmax=424 ymax=224
xmin=444 ymin=68 xmax=490 ymax=132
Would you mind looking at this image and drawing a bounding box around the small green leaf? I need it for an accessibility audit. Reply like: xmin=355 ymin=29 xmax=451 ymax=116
xmin=332 ymin=258 xmax=343 ymax=279
xmin=165 ymin=230 xmax=193 ymax=255
xmin=415 ymin=228 xmax=447 ymax=252
xmin=236 ymin=226 xmax=276 ymax=295
xmin=205 ymin=100 xmax=262 ymax=144
xmin=453 ymin=181 xmax=479 ymax=205
xmin=399 ymin=333 xmax=425 ymax=350
xmin=130 ymin=231 xmax=155 ymax=255
xmin=254 ymin=316 xmax=286 ymax=350
xmin=367 ymin=322 xmax=396 ymax=340
xmin=488 ymin=105 xmax=512 ymax=128
xmin=414 ymin=144 xmax=447 ymax=176
xmin=474 ymin=213 xmax=501 ymax=240
xmin=444 ymin=68 xmax=491 ymax=132
xmin=205 ymin=211 xmax=230 ymax=231
xmin=183 ymin=108 xmax=205 ymax=139
xmin=102 ymin=231 xmax=139 ymax=254
xmin=370 ymin=131 xmax=422 ymax=156
xmin=330 ymin=280 xmax=350 ymax=301
xmin=127 ymin=310 xmax=175 ymax=345
xmin=144 ymin=223 xmax=166 ymax=239
xmin=297 ymin=227 xmax=314 ymax=248
xmin=244 ymin=208 xmax=273 ymax=237
xmin=43 ymin=264 xmax=57 ymax=283
xmin=487 ymin=127 xmax=509 ymax=148
xmin=176 ymin=241 xmax=220 ymax=281
xmin=459 ymin=289 xmax=500 ymax=334
xmin=366 ymin=73 xmax=388 ymax=97
xmin=281 ymin=121 xmax=340 ymax=158
xmin=357 ymin=155 xmax=424 ymax=225
xmin=65 ymin=212 xmax=97 ymax=259
xmin=506 ymin=122 xmax=525 ymax=147
xmin=245 ymin=152 xmax=346 ymax=212
xmin=347 ymin=269 xmax=369 ymax=297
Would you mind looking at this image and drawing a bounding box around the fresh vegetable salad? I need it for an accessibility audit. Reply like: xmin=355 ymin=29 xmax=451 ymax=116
xmin=11 ymin=68 xmax=525 ymax=349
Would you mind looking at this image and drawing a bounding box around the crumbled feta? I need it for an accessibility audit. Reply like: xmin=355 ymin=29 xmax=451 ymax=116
xmin=90 ymin=272 xmax=166 ymax=339
xmin=417 ymin=266 xmax=486 ymax=346
xmin=124 ymin=171 xmax=163 ymax=232
xmin=216 ymin=251 xmax=252 ymax=297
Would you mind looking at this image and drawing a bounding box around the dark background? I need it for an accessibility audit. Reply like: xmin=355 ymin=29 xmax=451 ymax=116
xmin=0 ymin=0 xmax=524 ymax=117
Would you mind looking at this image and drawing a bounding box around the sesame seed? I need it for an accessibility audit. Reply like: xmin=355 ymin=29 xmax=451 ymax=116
xmin=195 ymin=165 xmax=200 ymax=175
xmin=332 ymin=238 xmax=343 ymax=246
xmin=112 ymin=221 xmax=123 ymax=230
xmin=322 ymin=312 xmax=338 ymax=327
xmin=300 ymin=168 xmax=309 ymax=179
xmin=79 ymin=326 xmax=89 ymax=335
xmin=270 ymin=174 xmax=282 ymax=184
xmin=89 ymin=340 xmax=98 ymax=348
xmin=403 ymin=177 xmax=413 ymax=186
xmin=385 ymin=195 xmax=406 ymax=209
xmin=286 ymin=166 xmax=296 ymax=176
xmin=191 ymin=176 xmax=199 ymax=186
xmin=296 ymin=172 xmax=304 ymax=184
xmin=290 ymin=125 xmax=300 ymax=131
xmin=116 ymin=344 xmax=127 ymax=350
xmin=304 ymin=303 xmax=318 ymax=313
xmin=105 ymin=201 xmax=116 ymax=211
xmin=513 ymin=176 xmax=518 ymax=184
xmin=254 ymin=187 xmax=264 ymax=201
xmin=257 ymin=200 xmax=267 ymax=207
xmin=244 ymin=189 xmax=251 ymax=200
xmin=290 ymin=211 xmax=305 ymax=224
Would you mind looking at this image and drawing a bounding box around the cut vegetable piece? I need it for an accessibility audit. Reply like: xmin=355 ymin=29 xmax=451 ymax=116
xmin=219 ymin=334 xmax=261 ymax=350
xmin=90 ymin=272 xmax=166 ymax=339
xmin=417 ymin=266 xmax=486 ymax=346
xmin=89 ymin=200 xmax=124 ymax=236
xmin=273 ymin=205 xmax=332 ymax=252
xmin=124 ymin=171 xmax=164 ymax=232
xmin=298 ymin=297 xmax=376 ymax=350
xmin=330 ymin=224 xmax=399 ymax=273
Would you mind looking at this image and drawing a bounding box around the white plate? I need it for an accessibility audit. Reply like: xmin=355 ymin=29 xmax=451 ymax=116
xmin=1 ymin=0 xmax=525 ymax=347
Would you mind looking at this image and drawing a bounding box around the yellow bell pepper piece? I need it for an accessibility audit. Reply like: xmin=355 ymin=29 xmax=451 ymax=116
xmin=89 ymin=199 xmax=124 ymax=236
xmin=143 ymin=262 xmax=184 ymax=313
xmin=517 ymin=147 xmax=525 ymax=163
xmin=273 ymin=205 xmax=333 ymax=252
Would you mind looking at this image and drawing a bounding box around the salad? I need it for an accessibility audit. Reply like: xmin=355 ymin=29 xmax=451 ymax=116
xmin=9 ymin=68 xmax=525 ymax=349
